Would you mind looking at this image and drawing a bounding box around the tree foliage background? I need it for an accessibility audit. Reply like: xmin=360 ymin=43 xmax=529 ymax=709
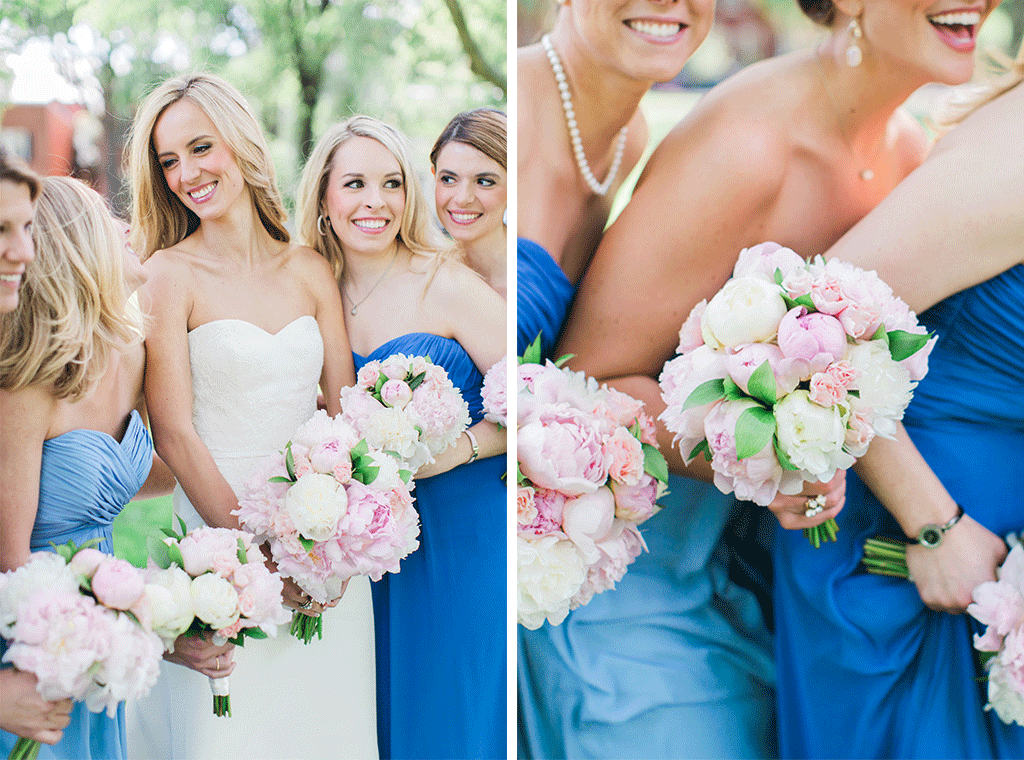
xmin=1 ymin=0 xmax=507 ymax=214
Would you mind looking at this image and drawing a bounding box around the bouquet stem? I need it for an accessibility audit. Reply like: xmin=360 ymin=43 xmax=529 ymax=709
xmin=8 ymin=738 xmax=40 ymax=760
xmin=803 ymin=517 xmax=839 ymax=548
xmin=861 ymin=536 xmax=910 ymax=578
xmin=209 ymin=675 xmax=231 ymax=717
xmin=290 ymin=611 xmax=322 ymax=644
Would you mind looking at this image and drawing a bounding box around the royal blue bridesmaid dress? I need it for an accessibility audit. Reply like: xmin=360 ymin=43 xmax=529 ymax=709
xmin=516 ymin=239 xmax=777 ymax=759
xmin=774 ymin=265 xmax=1024 ymax=759
xmin=0 ymin=411 xmax=153 ymax=760
xmin=355 ymin=334 xmax=506 ymax=760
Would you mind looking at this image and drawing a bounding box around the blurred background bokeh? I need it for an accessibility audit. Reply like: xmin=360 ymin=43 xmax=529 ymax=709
xmin=0 ymin=0 xmax=506 ymax=564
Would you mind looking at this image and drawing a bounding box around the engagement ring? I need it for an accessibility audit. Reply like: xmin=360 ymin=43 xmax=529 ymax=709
xmin=300 ymin=598 xmax=314 ymax=610
xmin=804 ymin=495 xmax=826 ymax=518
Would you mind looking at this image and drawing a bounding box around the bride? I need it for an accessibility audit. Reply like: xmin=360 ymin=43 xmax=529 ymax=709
xmin=124 ymin=73 xmax=377 ymax=760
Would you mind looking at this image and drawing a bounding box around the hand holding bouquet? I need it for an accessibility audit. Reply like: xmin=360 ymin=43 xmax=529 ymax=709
xmin=144 ymin=524 xmax=291 ymax=716
xmin=338 ymin=353 xmax=471 ymax=473
xmin=516 ymin=339 xmax=669 ymax=630
xmin=235 ymin=410 xmax=420 ymax=644
xmin=659 ymin=242 xmax=934 ymax=546
xmin=0 ymin=541 xmax=163 ymax=759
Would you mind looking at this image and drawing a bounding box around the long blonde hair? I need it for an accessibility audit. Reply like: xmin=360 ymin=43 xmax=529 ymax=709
xmin=940 ymin=39 xmax=1024 ymax=126
xmin=0 ymin=176 xmax=143 ymax=400
xmin=127 ymin=72 xmax=289 ymax=261
xmin=295 ymin=115 xmax=453 ymax=280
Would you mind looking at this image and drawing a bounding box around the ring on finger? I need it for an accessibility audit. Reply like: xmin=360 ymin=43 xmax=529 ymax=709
xmin=804 ymin=495 xmax=826 ymax=518
xmin=300 ymin=598 xmax=314 ymax=610
xmin=215 ymin=656 xmax=221 ymax=672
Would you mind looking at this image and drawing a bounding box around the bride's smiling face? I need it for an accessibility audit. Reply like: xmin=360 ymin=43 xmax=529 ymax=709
xmin=562 ymin=0 xmax=715 ymax=82
xmin=323 ymin=136 xmax=406 ymax=258
xmin=153 ymin=99 xmax=248 ymax=221
xmin=855 ymin=0 xmax=1000 ymax=85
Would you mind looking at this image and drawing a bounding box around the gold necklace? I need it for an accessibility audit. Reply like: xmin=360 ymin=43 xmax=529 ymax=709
xmin=341 ymin=248 xmax=401 ymax=316
xmin=815 ymin=48 xmax=885 ymax=181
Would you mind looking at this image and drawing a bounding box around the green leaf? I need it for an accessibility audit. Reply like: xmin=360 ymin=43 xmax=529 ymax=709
xmin=298 ymin=536 xmax=315 ymax=553
xmin=722 ymin=377 xmax=746 ymax=402
xmin=747 ymin=360 xmax=777 ymax=407
xmin=398 ymin=469 xmax=412 ymax=484
xmin=285 ymin=443 xmax=296 ymax=481
xmin=407 ymin=371 xmax=427 ymax=391
xmin=516 ymin=462 xmax=528 ymax=486
xmin=160 ymin=527 xmax=180 ymax=539
xmin=166 ymin=542 xmax=185 ymax=569
xmin=374 ymin=374 xmax=387 ymax=394
xmin=682 ymin=378 xmax=726 ymax=410
xmin=735 ymin=406 xmax=776 ymax=460
xmin=887 ymin=330 xmax=931 ymax=362
xmin=773 ymin=435 xmax=800 ymax=471
xmin=175 ymin=514 xmax=188 ymax=537
xmin=360 ymin=465 xmax=380 ymax=485
xmin=146 ymin=535 xmax=172 ymax=570
xmin=628 ymin=421 xmax=641 ymax=438
xmin=774 ymin=267 xmax=784 ymax=286
xmin=870 ymin=323 xmax=889 ymax=344
xmin=553 ymin=353 xmax=574 ymax=368
xmin=642 ymin=443 xmax=669 ymax=484
xmin=688 ymin=438 xmax=712 ymax=462
xmin=236 ymin=538 xmax=248 ymax=565
xmin=243 ymin=627 xmax=268 ymax=640
xmin=49 ymin=540 xmax=74 ymax=563
xmin=268 ymin=475 xmax=294 ymax=483
xmin=795 ymin=294 xmax=815 ymax=310
xmin=519 ymin=334 xmax=542 ymax=365
xmin=351 ymin=439 xmax=369 ymax=460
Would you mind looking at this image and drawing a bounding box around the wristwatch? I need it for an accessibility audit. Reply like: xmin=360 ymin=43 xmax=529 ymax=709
xmin=911 ymin=505 xmax=965 ymax=548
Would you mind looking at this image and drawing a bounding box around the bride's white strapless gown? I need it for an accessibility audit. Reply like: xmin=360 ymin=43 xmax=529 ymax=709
xmin=127 ymin=316 xmax=378 ymax=760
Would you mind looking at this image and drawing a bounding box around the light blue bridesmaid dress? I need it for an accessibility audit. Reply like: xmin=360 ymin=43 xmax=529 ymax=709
xmin=355 ymin=334 xmax=505 ymax=760
xmin=0 ymin=410 xmax=153 ymax=760
xmin=516 ymin=239 xmax=777 ymax=759
xmin=774 ymin=265 xmax=1024 ymax=759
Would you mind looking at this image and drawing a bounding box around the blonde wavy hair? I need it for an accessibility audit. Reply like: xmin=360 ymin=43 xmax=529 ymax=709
xmin=940 ymin=39 xmax=1024 ymax=127
xmin=0 ymin=176 xmax=143 ymax=401
xmin=127 ymin=72 xmax=289 ymax=261
xmin=295 ymin=115 xmax=453 ymax=280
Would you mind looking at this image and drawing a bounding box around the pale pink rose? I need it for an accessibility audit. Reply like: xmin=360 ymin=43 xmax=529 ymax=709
xmin=726 ymin=343 xmax=798 ymax=399
xmin=519 ymin=487 xmax=565 ymax=538
xmin=843 ymin=407 xmax=876 ymax=458
xmin=603 ymin=427 xmax=645 ymax=486
xmin=69 ymin=548 xmax=106 ymax=579
xmin=777 ymin=308 xmax=848 ymax=363
xmin=782 ymin=268 xmax=815 ymax=299
xmin=293 ymin=457 xmax=314 ymax=480
xmin=636 ymin=412 xmax=658 ymax=447
xmin=517 ymin=486 xmax=538 ymax=527
xmin=676 ymin=300 xmax=708 ymax=354
xmin=332 ymin=459 xmax=353 ymax=484
xmin=732 ymin=241 xmax=805 ymax=282
xmin=380 ymin=379 xmax=413 ymax=409
xmin=704 ymin=399 xmax=785 ymax=506
xmin=90 ymin=557 xmax=146 ymax=611
xmin=610 ymin=472 xmax=660 ymax=522
xmin=518 ymin=404 xmax=610 ymax=496
xmin=561 ymin=487 xmax=617 ymax=564
xmin=356 ymin=363 xmax=381 ymax=389
xmin=809 ymin=361 xmax=858 ymax=407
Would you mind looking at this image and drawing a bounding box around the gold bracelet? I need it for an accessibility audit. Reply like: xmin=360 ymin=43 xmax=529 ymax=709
xmin=464 ymin=428 xmax=479 ymax=464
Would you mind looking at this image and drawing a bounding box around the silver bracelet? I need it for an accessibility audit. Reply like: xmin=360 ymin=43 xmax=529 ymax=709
xmin=464 ymin=428 xmax=478 ymax=464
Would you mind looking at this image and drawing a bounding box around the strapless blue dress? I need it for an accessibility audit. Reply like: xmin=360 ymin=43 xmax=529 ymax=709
xmin=516 ymin=241 xmax=777 ymax=758
xmin=774 ymin=265 xmax=1024 ymax=758
xmin=0 ymin=411 xmax=153 ymax=760
xmin=354 ymin=334 xmax=506 ymax=760
xmin=517 ymin=238 xmax=574 ymax=357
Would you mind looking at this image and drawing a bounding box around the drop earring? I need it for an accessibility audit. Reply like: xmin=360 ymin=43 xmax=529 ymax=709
xmin=846 ymin=18 xmax=863 ymax=67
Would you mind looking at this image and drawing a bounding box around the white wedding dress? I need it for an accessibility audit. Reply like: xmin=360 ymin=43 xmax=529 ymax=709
xmin=127 ymin=316 xmax=378 ymax=760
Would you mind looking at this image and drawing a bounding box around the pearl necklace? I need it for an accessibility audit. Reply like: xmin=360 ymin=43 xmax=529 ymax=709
xmin=815 ymin=48 xmax=884 ymax=182
xmin=541 ymin=34 xmax=628 ymax=197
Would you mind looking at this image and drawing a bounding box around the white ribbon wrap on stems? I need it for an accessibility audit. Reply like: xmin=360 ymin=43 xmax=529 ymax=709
xmin=209 ymin=675 xmax=230 ymax=697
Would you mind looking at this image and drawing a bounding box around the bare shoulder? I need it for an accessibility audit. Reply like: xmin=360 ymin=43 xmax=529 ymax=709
xmin=423 ymin=257 xmax=495 ymax=310
xmin=286 ymin=243 xmax=336 ymax=283
xmin=890 ymin=108 xmax=930 ymax=177
xmin=0 ymin=383 xmax=57 ymax=433
xmin=140 ymin=246 xmax=195 ymax=312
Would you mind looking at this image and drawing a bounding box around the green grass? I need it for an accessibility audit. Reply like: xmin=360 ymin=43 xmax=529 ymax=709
xmin=113 ymin=495 xmax=173 ymax=568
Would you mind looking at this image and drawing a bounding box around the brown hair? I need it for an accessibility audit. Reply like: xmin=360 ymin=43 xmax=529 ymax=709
xmin=430 ymin=109 xmax=507 ymax=172
xmin=797 ymin=0 xmax=837 ymax=26
xmin=0 ymin=147 xmax=40 ymax=201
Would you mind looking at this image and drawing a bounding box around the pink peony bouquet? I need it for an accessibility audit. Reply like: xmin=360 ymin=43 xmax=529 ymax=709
xmin=338 ymin=353 xmax=471 ymax=473
xmin=516 ymin=338 xmax=669 ymax=630
xmin=0 ymin=541 xmax=163 ymax=760
xmin=234 ymin=410 xmax=420 ymax=644
xmin=659 ymin=242 xmax=934 ymax=546
xmin=145 ymin=524 xmax=291 ymax=716
xmin=482 ymin=355 xmax=508 ymax=427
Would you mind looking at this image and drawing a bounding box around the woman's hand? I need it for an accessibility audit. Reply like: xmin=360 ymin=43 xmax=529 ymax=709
xmin=165 ymin=631 xmax=236 ymax=679
xmin=906 ymin=514 xmax=1007 ymax=614
xmin=281 ymin=576 xmax=348 ymax=617
xmin=0 ymin=668 xmax=72 ymax=744
xmin=766 ymin=471 xmax=846 ymax=531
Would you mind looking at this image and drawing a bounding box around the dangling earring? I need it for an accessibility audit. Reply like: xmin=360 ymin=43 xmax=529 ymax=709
xmin=317 ymin=214 xmax=329 ymax=236
xmin=846 ymin=18 xmax=863 ymax=67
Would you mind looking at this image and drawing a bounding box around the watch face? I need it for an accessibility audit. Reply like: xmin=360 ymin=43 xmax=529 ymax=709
xmin=920 ymin=526 xmax=942 ymax=547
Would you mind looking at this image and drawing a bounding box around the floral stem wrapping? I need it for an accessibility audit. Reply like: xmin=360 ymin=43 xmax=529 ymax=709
xmin=290 ymin=612 xmax=322 ymax=645
xmin=210 ymin=675 xmax=231 ymax=717
xmin=9 ymin=737 xmax=42 ymax=760
xmin=861 ymin=536 xmax=910 ymax=577
xmin=658 ymin=242 xmax=934 ymax=548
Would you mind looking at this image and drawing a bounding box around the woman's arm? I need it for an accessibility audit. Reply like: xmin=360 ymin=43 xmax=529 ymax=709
xmin=138 ymin=254 xmax=240 ymax=529
xmin=0 ymin=669 xmax=72 ymax=744
xmin=0 ymin=386 xmax=56 ymax=571
xmin=302 ymin=247 xmax=355 ymax=415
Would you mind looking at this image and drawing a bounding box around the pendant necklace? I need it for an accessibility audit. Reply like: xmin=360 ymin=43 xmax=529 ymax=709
xmin=342 ymin=248 xmax=401 ymax=316
xmin=815 ymin=48 xmax=886 ymax=182
xmin=541 ymin=34 xmax=628 ymax=197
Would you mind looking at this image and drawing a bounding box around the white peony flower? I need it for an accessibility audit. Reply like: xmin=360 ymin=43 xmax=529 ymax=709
xmin=774 ymin=390 xmax=855 ymax=482
xmin=190 ymin=574 xmax=240 ymax=632
xmin=361 ymin=407 xmax=421 ymax=462
xmin=846 ymin=341 xmax=914 ymax=439
xmin=144 ymin=566 xmax=195 ymax=649
xmin=285 ymin=472 xmax=347 ymax=541
xmin=986 ymin=658 xmax=1024 ymax=726
xmin=517 ymin=535 xmax=587 ymax=630
xmin=701 ymin=276 xmax=788 ymax=350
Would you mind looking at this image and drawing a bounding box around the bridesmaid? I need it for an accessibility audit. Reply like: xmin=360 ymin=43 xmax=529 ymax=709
xmin=296 ymin=115 xmax=506 ymax=760
xmin=0 ymin=150 xmax=74 ymax=750
xmin=0 ymin=175 xmax=224 ymax=759
xmin=430 ymin=108 xmax=507 ymax=297
xmin=516 ymin=0 xmax=715 ymax=357
xmin=772 ymin=43 xmax=1024 ymax=758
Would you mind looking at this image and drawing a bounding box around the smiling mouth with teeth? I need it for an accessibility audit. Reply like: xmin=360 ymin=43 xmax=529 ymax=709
xmin=927 ymin=10 xmax=982 ymax=36
xmin=189 ymin=183 xmax=216 ymax=201
xmin=625 ymin=19 xmax=685 ymax=38
xmin=449 ymin=212 xmax=482 ymax=223
xmin=355 ymin=219 xmax=388 ymax=231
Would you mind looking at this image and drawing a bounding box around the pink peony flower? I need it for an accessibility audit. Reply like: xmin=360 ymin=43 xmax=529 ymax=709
xmin=68 ymin=548 xmax=106 ymax=579
xmin=777 ymin=307 xmax=848 ymax=364
xmin=603 ymin=426 xmax=645 ymax=487
xmin=380 ymin=379 xmax=413 ymax=409
xmin=704 ymin=399 xmax=786 ymax=506
xmin=636 ymin=412 xmax=659 ymax=447
xmin=482 ymin=356 xmax=508 ymax=426
xmin=560 ymin=487 xmax=617 ymax=564
xmin=518 ymin=403 xmax=610 ymax=495
xmin=518 ymin=487 xmax=565 ymax=538
xmin=676 ymin=300 xmax=708 ymax=354
xmin=726 ymin=343 xmax=799 ymax=399
xmin=90 ymin=557 xmax=145 ymax=611
xmin=732 ymin=241 xmax=806 ymax=283
xmin=610 ymin=472 xmax=660 ymax=522
xmin=659 ymin=345 xmax=729 ymax=460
